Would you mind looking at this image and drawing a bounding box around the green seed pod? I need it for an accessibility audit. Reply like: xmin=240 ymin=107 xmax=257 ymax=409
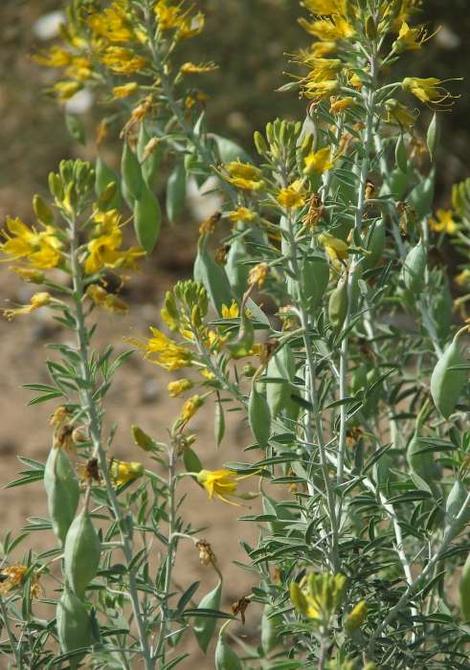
xmin=193 ymin=580 xmax=222 ymax=653
xmin=48 ymin=171 xmax=64 ymax=201
xmin=261 ymin=604 xmax=281 ymax=655
xmin=427 ymin=113 xmax=439 ymax=161
xmin=248 ymin=383 xmax=271 ymax=446
xmin=137 ymin=124 xmax=162 ymax=187
xmin=56 ymin=588 xmax=92 ymax=669
xmin=401 ymin=241 xmax=426 ymax=293
xmin=44 ymin=447 xmax=80 ymax=546
xmin=214 ymin=399 xmax=225 ymax=447
xmin=363 ymin=219 xmax=385 ymax=269
xmin=430 ymin=336 xmax=467 ymax=418
xmin=194 ymin=235 xmax=233 ymax=314
xmin=225 ymin=237 xmax=249 ymax=300
xmin=395 ymin=135 xmax=408 ymax=173
xmin=64 ymin=510 xmax=101 ymax=598
xmin=95 ymin=156 xmax=121 ymax=211
xmin=133 ymin=184 xmax=161 ymax=253
xmin=406 ymin=432 xmax=439 ymax=495
xmin=446 ymin=480 xmax=470 ymax=535
xmin=131 ymin=425 xmax=156 ymax=452
xmin=215 ymin=631 xmax=242 ymax=670
xmin=121 ymin=141 xmax=143 ymax=208
xmin=33 ymin=194 xmax=54 ymax=226
xmin=266 ymin=346 xmax=294 ymax=419
xmin=328 ymin=279 xmax=348 ymax=331
xmin=166 ymin=162 xmax=187 ymax=224
xmin=300 ymin=255 xmax=329 ymax=314
xmin=459 ymin=552 xmax=470 ymax=622
xmin=253 ymin=130 xmax=268 ymax=155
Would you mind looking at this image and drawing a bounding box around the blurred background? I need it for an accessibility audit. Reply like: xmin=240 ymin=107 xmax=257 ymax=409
xmin=0 ymin=0 xmax=468 ymax=665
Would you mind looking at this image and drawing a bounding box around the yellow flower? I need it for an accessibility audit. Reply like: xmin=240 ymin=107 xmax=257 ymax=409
xmin=168 ymin=378 xmax=194 ymax=397
xmin=227 ymin=207 xmax=256 ymax=223
xmin=277 ymin=180 xmax=306 ymax=209
xmin=101 ymin=47 xmax=147 ymax=75
xmin=154 ymin=1 xmax=182 ymax=30
xmin=429 ymin=209 xmax=458 ymax=234
xmin=178 ymin=11 xmax=205 ymax=39
xmin=318 ymin=232 xmax=349 ymax=263
xmin=345 ymin=600 xmax=367 ymax=632
xmin=3 ymin=292 xmax=51 ymax=321
xmin=248 ymin=262 xmax=269 ymax=288
xmin=384 ymin=99 xmax=418 ymax=128
xmin=154 ymin=1 xmax=205 ymax=39
xmin=290 ymin=572 xmax=346 ymax=622
xmin=0 ymin=217 xmax=62 ymax=270
xmin=299 ymin=17 xmax=354 ymax=41
xmin=303 ymin=79 xmax=339 ymax=101
xmin=65 ymin=56 xmax=93 ymax=82
xmin=304 ymin=57 xmax=342 ymax=82
xmin=86 ymin=284 xmax=128 ymax=314
xmin=0 ymin=564 xmax=42 ymax=598
xmin=221 ymin=301 xmax=240 ymax=319
xmin=402 ymin=77 xmax=459 ymax=107
xmin=88 ymin=2 xmax=135 ymax=43
xmin=53 ymin=81 xmax=82 ymax=100
xmin=84 ymin=210 xmax=144 ymax=274
xmin=196 ymin=468 xmax=254 ymax=505
xmin=455 ymin=269 xmax=470 ymax=287
xmin=180 ymin=61 xmax=218 ymax=75
xmin=393 ymin=22 xmax=434 ymax=52
xmin=112 ymin=82 xmax=139 ymax=98
xmin=303 ymin=0 xmax=346 ymax=14
xmin=310 ymin=41 xmax=337 ymax=57
xmin=110 ymin=459 xmax=144 ymax=487
xmin=304 ymin=148 xmax=334 ymax=176
xmin=128 ymin=327 xmax=192 ymax=370
xmin=34 ymin=46 xmax=72 ymax=68
xmin=330 ymin=96 xmax=354 ymax=114
xmin=180 ymin=394 xmax=204 ymax=423
xmin=225 ymin=161 xmax=265 ymax=191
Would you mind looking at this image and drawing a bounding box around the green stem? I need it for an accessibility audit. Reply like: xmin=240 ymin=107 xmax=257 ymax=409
xmin=153 ymin=447 xmax=177 ymax=663
xmin=336 ymin=43 xmax=379 ymax=518
xmin=69 ymin=218 xmax=154 ymax=670
xmin=284 ymin=213 xmax=339 ymax=571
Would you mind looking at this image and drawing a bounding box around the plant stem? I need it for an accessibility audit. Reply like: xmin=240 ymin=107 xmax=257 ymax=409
xmin=68 ymin=218 xmax=154 ymax=670
xmin=153 ymin=446 xmax=177 ymax=663
xmin=336 ymin=43 xmax=379 ymax=516
xmin=284 ymin=213 xmax=340 ymax=571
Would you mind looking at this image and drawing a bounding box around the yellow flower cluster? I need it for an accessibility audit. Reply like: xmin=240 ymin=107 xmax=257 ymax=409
xmin=0 ymin=564 xmax=42 ymax=598
xmin=277 ymin=180 xmax=306 ymax=210
xmin=290 ymin=572 xmax=346 ymax=623
xmin=154 ymin=1 xmax=205 ymax=40
xmin=0 ymin=217 xmax=62 ymax=270
xmin=101 ymin=47 xmax=147 ymax=75
xmin=129 ymin=327 xmax=192 ymax=370
xmin=224 ymin=162 xmax=265 ymax=191
xmin=84 ymin=210 xmax=144 ymax=275
xmin=429 ymin=209 xmax=458 ymax=235
xmin=110 ymin=459 xmax=144 ymax=487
